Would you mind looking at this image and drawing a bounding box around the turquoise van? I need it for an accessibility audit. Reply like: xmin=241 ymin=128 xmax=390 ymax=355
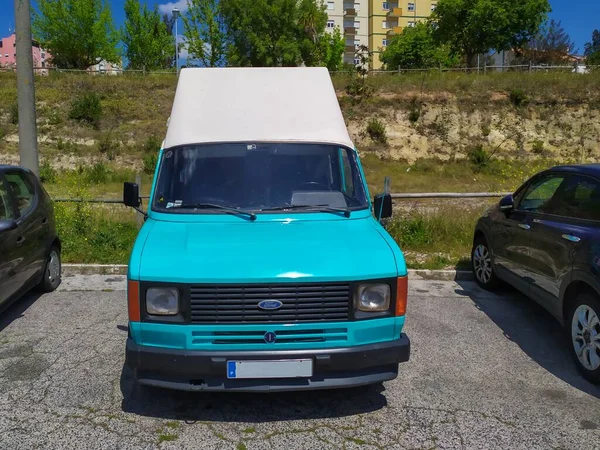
xmin=123 ymin=68 xmax=410 ymax=391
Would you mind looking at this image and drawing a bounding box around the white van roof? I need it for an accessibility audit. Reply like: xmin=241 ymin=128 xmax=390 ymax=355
xmin=163 ymin=67 xmax=353 ymax=149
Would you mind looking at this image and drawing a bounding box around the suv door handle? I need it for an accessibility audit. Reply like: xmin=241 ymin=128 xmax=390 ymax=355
xmin=16 ymin=236 xmax=25 ymax=245
xmin=562 ymin=234 xmax=581 ymax=243
xmin=518 ymin=223 xmax=531 ymax=230
xmin=41 ymin=217 xmax=48 ymax=225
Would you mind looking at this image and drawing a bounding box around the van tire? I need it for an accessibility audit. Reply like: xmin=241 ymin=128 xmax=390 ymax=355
xmin=568 ymin=294 xmax=600 ymax=384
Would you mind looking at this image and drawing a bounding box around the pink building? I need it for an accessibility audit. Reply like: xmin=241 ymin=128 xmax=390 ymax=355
xmin=0 ymin=33 xmax=51 ymax=74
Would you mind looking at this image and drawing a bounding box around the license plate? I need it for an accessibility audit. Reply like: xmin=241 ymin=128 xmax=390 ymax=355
xmin=226 ymin=359 xmax=313 ymax=379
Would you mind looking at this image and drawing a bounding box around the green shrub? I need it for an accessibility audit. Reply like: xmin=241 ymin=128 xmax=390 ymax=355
xmin=365 ymin=118 xmax=387 ymax=143
xmin=531 ymin=140 xmax=546 ymax=155
xmin=98 ymin=136 xmax=121 ymax=160
xmin=10 ymin=103 xmax=18 ymax=125
xmin=86 ymin=162 xmax=111 ymax=184
xmin=508 ymin=88 xmax=529 ymax=107
xmin=481 ymin=124 xmax=491 ymax=137
xmin=467 ymin=145 xmax=491 ymax=171
xmin=345 ymin=76 xmax=373 ymax=101
xmin=69 ymin=93 xmax=102 ymax=127
xmin=39 ymin=162 xmax=57 ymax=184
xmin=143 ymin=152 xmax=158 ymax=175
xmin=407 ymin=98 xmax=421 ymax=123
xmin=142 ymin=134 xmax=162 ymax=153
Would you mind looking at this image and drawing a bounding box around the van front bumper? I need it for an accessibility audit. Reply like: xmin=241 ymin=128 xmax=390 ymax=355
xmin=126 ymin=334 xmax=410 ymax=392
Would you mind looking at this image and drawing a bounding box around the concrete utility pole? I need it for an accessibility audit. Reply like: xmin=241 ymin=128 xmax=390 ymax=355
xmin=14 ymin=0 xmax=39 ymax=176
xmin=173 ymin=8 xmax=180 ymax=74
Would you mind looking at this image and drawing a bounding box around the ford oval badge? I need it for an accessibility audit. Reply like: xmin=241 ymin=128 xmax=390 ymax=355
xmin=258 ymin=300 xmax=283 ymax=310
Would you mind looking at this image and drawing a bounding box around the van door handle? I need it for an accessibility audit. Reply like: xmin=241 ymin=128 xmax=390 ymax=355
xmin=562 ymin=234 xmax=581 ymax=243
xmin=518 ymin=223 xmax=531 ymax=230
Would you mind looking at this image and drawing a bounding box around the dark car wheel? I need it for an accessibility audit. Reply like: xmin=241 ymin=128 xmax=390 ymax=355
xmin=471 ymin=235 xmax=499 ymax=290
xmin=568 ymin=293 xmax=600 ymax=384
xmin=40 ymin=246 xmax=61 ymax=292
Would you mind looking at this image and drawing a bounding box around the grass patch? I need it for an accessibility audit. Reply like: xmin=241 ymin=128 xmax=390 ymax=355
xmin=242 ymin=427 xmax=256 ymax=433
xmin=166 ymin=421 xmax=180 ymax=429
xmin=158 ymin=433 xmax=178 ymax=443
xmin=236 ymin=443 xmax=248 ymax=450
xmin=69 ymin=93 xmax=102 ymax=127
xmin=365 ymin=118 xmax=387 ymax=144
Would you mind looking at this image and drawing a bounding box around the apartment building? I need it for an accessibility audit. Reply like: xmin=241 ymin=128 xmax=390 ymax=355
xmin=0 ymin=33 xmax=51 ymax=74
xmin=324 ymin=0 xmax=369 ymax=66
xmin=368 ymin=0 xmax=438 ymax=69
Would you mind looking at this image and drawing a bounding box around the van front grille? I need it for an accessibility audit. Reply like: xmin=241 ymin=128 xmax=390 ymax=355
xmin=189 ymin=283 xmax=351 ymax=324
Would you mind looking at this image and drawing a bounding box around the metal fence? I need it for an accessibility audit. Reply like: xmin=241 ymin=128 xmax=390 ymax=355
xmin=1 ymin=64 xmax=598 ymax=77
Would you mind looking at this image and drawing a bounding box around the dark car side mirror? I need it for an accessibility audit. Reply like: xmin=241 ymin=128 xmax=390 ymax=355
xmin=374 ymin=194 xmax=392 ymax=220
xmin=123 ymin=182 xmax=141 ymax=208
xmin=499 ymin=194 xmax=514 ymax=212
xmin=0 ymin=219 xmax=18 ymax=233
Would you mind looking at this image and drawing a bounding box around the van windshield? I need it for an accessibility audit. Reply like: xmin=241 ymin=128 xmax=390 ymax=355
xmin=152 ymin=143 xmax=369 ymax=213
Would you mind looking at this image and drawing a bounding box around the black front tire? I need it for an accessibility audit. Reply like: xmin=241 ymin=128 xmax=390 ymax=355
xmin=39 ymin=246 xmax=62 ymax=292
xmin=567 ymin=293 xmax=600 ymax=384
xmin=471 ymin=235 xmax=499 ymax=291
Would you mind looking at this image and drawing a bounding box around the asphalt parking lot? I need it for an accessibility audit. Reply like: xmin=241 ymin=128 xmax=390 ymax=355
xmin=0 ymin=276 xmax=599 ymax=449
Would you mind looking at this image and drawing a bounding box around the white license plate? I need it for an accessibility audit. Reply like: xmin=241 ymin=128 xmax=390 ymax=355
xmin=226 ymin=359 xmax=313 ymax=379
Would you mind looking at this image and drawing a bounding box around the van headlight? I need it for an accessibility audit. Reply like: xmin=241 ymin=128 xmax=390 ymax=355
xmin=146 ymin=288 xmax=179 ymax=315
xmin=355 ymin=284 xmax=391 ymax=312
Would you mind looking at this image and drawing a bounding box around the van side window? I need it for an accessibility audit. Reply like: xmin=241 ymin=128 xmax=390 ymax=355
xmin=5 ymin=171 xmax=35 ymax=215
xmin=0 ymin=178 xmax=14 ymax=220
xmin=339 ymin=148 xmax=355 ymax=197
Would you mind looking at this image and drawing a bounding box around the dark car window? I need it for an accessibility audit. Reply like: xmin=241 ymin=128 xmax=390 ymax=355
xmin=5 ymin=171 xmax=35 ymax=216
xmin=550 ymin=175 xmax=600 ymax=221
xmin=0 ymin=177 xmax=14 ymax=220
xmin=517 ymin=175 xmax=566 ymax=213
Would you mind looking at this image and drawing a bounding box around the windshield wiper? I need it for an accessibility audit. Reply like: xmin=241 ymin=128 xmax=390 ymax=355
xmin=176 ymin=203 xmax=256 ymax=221
xmin=261 ymin=204 xmax=351 ymax=218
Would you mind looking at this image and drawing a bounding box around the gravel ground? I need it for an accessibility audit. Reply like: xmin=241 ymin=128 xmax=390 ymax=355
xmin=0 ymin=276 xmax=599 ymax=449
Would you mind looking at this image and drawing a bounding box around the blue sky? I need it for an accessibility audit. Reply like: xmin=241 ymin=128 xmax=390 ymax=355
xmin=2 ymin=0 xmax=599 ymax=55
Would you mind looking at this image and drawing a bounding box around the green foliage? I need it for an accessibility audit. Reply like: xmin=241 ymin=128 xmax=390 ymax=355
xmin=33 ymin=0 xmax=119 ymax=69
xmin=86 ymin=162 xmax=111 ymax=184
xmin=408 ymin=98 xmax=421 ymax=123
xmin=433 ymin=0 xmax=551 ymax=65
xmin=9 ymin=103 xmax=18 ymax=125
xmin=69 ymin=93 xmax=102 ymax=126
xmin=183 ymin=0 xmax=228 ymax=67
xmin=142 ymin=134 xmax=162 ymax=153
xmin=143 ymin=152 xmax=158 ymax=175
xmin=509 ymin=88 xmax=529 ymax=107
xmin=585 ymin=30 xmax=600 ymax=64
xmin=467 ymin=144 xmax=491 ymax=170
xmin=98 ymin=134 xmax=121 ymax=160
xmin=39 ymin=162 xmax=57 ymax=184
xmin=122 ymin=0 xmax=174 ymax=70
xmin=531 ymin=140 xmax=546 ymax=155
xmin=220 ymin=0 xmax=333 ymax=67
xmin=516 ymin=19 xmax=575 ymax=65
xmin=344 ymin=45 xmax=373 ymax=101
xmin=365 ymin=118 xmax=387 ymax=143
xmin=381 ymin=23 xmax=458 ymax=70
xmin=311 ymin=27 xmax=345 ymax=72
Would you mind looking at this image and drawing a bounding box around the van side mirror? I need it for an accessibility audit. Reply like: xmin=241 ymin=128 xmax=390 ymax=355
xmin=0 ymin=219 xmax=18 ymax=233
xmin=374 ymin=194 xmax=392 ymax=220
xmin=499 ymin=194 xmax=514 ymax=212
xmin=123 ymin=182 xmax=140 ymax=208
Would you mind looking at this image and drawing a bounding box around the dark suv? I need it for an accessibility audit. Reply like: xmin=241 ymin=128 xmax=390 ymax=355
xmin=0 ymin=165 xmax=61 ymax=312
xmin=472 ymin=164 xmax=600 ymax=384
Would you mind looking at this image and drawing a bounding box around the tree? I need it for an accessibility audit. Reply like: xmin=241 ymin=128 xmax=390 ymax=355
xmin=163 ymin=13 xmax=176 ymax=35
xmin=122 ymin=0 xmax=174 ymax=70
xmin=183 ymin=0 xmax=228 ymax=67
xmin=432 ymin=0 xmax=551 ymax=66
xmin=380 ymin=22 xmax=459 ymax=70
xmin=517 ymin=19 xmax=575 ymax=64
xmin=33 ymin=0 xmax=119 ymax=69
xmin=584 ymin=30 xmax=600 ymax=65
xmin=220 ymin=0 xmax=337 ymax=67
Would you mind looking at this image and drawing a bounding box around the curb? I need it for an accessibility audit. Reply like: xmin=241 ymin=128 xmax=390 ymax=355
xmin=63 ymin=264 xmax=474 ymax=281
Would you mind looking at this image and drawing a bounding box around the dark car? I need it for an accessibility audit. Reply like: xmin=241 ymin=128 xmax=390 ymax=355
xmin=472 ymin=164 xmax=600 ymax=384
xmin=0 ymin=165 xmax=61 ymax=313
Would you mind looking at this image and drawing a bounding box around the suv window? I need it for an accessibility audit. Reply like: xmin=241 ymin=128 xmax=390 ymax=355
xmin=0 ymin=177 xmax=14 ymax=220
xmin=518 ymin=175 xmax=566 ymax=213
xmin=550 ymin=175 xmax=600 ymax=221
xmin=5 ymin=171 xmax=35 ymax=215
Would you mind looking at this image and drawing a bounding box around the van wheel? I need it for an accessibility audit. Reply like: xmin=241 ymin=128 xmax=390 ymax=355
xmin=471 ymin=235 xmax=499 ymax=290
xmin=568 ymin=294 xmax=600 ymax=384
xmin=40 ymin=246 xmax=62 ymax=292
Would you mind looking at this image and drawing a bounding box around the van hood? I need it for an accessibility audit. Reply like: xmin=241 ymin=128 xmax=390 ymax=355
xmin=135 ymin=217 xmax=400 ymax=283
